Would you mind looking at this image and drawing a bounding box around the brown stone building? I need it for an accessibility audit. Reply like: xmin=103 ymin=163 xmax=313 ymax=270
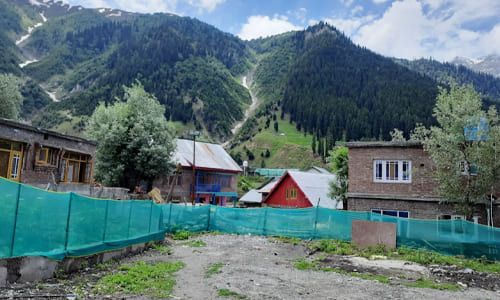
xmin=346 ymin=141 xmax=500 ymax=226
xmin=0 ymin=118 xmax=103 ymax=195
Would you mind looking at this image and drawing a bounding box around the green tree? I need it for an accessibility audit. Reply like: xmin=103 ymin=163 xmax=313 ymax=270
xmin=422 ymin=85 xmax=500 ymax=220
xmin=390 ymin=128 xmax=406 ymax=141
xmin=87 ymin=81 xmax=176 ymax=189
xmin=0 ymin=74 xmax=23 ymax=120
xmin=327 ymin=146 xmax=349 ymax=209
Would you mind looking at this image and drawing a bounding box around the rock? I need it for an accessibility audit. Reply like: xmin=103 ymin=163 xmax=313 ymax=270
xmin=457 ymin=282 xmax=467 ymax=288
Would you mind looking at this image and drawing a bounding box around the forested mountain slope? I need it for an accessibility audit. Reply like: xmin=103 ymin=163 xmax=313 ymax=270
xmin=248 ymin=23 xmax=439 ymax=142
xmin=395 ymin=58 xmax=500 ymax=106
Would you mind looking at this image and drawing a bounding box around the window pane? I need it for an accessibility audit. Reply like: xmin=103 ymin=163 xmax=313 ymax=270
xmin=375 ymin=161 xmax=382 ymax=180
xmin=399 ymin=211 xmax=409 ymax=218
xmin=60 ymin=159 xmax=66 ymax=181
xmin=39 ymin=149 xmax=47 ymax=162
xmin=402 ymin=161 xmax=409 ymax=180
xmin=10 ymin=154 xmax=20 ymax=179
xmin=371 ymin=209 xmax=381 ymax=214
xmin=383 ymin=210 xmax=398 ymax=217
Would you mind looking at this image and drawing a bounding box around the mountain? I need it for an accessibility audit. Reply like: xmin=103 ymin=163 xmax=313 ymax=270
xmin=394 ymin=58 xmax=500 ymax=106
xmin=3 ymin=2 xmax=499 ymax=169
xmin=244 ymin=23 xmax=439 ymax=143
xmin=451 ymin=54 xmax=500 ymax=78
xmin=5 ymin=1 xmax=253 ymax=139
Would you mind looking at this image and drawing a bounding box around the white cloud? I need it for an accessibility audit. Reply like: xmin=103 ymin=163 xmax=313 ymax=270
xmin=340 ymin=0 xmax=354 ymax=7
xmin=69 ymin=0 xmax=225 ymax=13
xmin=329 ymin=0 xmax=500 ymax=61
xmin=238 ymin=15 xmax=303 ymax=40
xmin=187 ymin=0 xmax=225 ymax=13
xmin=372 ymin=0 xmax=390 ymax=3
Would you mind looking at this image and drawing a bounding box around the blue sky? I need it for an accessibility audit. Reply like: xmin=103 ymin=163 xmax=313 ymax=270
xmin=62 ymin=0 xmax=500 ymax=62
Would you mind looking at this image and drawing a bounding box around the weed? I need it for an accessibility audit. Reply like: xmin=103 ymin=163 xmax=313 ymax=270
xmin=54 ymin=269 xmax=65 ymax=278
xmin=96 ymin=260 xmax=117 ymax=271
xmin=205 ymin=263 xmax=224 ymax=277
xmin=178 ymin=240 xmax=207 ymax=247
xmin=218 ymin=289 xmax=248 ymax=299
xmin=276 ymin=236 xmax=302 ymax=244
xmin=94 ymin=261 xmax=185 ymax=297
xmin=172 ymin=231 xmax=190 ymax=240
xmin=404 ymin=277 xmax=461 ymax=291
xmin=36 ymin=283 xmax=45 ymax=289
xmin=151 ymin=244 xmax=172 ymax=254
xmin=293 ymin=258 xmax=317 ymax=270
xmin=80 ymin=261 xmax=89 ymax=268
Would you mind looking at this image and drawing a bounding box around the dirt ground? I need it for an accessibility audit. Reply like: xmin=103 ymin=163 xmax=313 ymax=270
xmin=1 ymin=234 xmax=500 ymax=299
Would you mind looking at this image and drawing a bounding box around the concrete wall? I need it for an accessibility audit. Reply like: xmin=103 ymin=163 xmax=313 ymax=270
xmin=0 ymin=242 xmax=152 ymax=287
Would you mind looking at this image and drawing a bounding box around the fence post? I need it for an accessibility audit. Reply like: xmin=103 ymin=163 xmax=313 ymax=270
xmin=126 ymin=201 xmax=133 ymax=239
xmin=148 ymin=201 xmax=153 ymax=233
xmin=207 ymin=205 xmax=212 ymax=232
xmin=313 ymin=199 xmax=320 ymax=239
xmin=9 ymin=183 xmax=22 ymax=257
xmin=167 ymin=203 xmax=173 ymax=232
xmin=64 ymin=192 xmax=74 ymax=252
xmin=102 ymin=200 xmax=110 ymax=242
xmin=262 ymin=207 xmax=268 ymax=236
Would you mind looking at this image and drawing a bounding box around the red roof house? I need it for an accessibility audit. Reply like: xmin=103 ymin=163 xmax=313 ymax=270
xmin=262 ymin=171 xmax=341 ymax=209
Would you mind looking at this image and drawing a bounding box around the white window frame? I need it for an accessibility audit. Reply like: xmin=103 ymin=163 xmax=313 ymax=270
xmin=373 ymin=160 xmax=411 ymax=183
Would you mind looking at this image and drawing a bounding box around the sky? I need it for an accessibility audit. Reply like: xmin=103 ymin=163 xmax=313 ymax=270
xmin=62 ymin=0 xmax=500 ymax=62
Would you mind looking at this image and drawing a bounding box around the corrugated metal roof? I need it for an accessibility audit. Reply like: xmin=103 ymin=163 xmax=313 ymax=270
xmin=257 ymin=177 xmax=279 ymax=193
xmin=304 ymin=166 xmax=332 ymax=174
xmin=240 ymin=189 xmax=263 ymax=203
xmin=174 ymin=139 xmax=242 ymax=172
xmin=287 ymin=171 xmax=342 ymax=209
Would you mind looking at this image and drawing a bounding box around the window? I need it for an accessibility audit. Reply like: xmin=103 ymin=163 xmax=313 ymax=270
xmin=371 ymin=209 xmax=409 ymax=218
xmin=168 ymin=171 xmax=182 ymax=186
xmin=37 ymin=147 xmax=55 ymax=165
xmin=286 ymin=188 xmax=297 ymax=200
xmin=60 ymin=152 xmax=92 ymax=183
xmin=0 ymin=139 xmax=23 ymax=182
xmin=373 ymin=160 xmax=411 ymax=183
xmin=459 ymin=161 xmax=477 ymax=175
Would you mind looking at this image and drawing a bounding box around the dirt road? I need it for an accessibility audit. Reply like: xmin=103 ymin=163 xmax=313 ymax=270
xmin=2 ymin=234 xmax=499 ymax=299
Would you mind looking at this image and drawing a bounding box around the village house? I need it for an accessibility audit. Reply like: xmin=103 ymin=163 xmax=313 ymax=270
xmin=346 ymin=141 xmax=500 ymax=226
xmin=155 ymin=139 xmax=241 ymax=205
xmin=0 ymin=118 xmax=121 ymax=197
xmin=262 ymin=171 xmax=341 ymax=209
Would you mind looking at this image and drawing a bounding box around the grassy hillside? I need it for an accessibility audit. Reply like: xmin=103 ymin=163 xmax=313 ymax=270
xmin=229 ymin=109 xmax=323 ymax=170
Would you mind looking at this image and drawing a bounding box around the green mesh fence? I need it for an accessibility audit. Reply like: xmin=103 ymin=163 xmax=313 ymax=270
xmin=3 ymin=176 xmax=500 ymax=261
xmin=0 ymin=178 xmax=165 ymax=260
xmin=161 ymin=205 xmax=500 ymax=260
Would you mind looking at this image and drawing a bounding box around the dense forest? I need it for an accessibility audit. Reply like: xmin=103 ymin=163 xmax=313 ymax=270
xmin=249 ymin=23 xmax=439 ymax=142
xmin=395 ymin=58 xmax=500 ymax=106
xmin=3 ymin=1 xmax=500 ymax=148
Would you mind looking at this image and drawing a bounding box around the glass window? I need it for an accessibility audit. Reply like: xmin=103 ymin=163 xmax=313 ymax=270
xmin=374 ymin=160 xmax=411 ymax=183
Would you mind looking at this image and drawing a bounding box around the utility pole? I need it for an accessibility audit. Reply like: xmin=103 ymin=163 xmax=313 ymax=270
xmin=189 ymin=131 xmax=200 ymax=205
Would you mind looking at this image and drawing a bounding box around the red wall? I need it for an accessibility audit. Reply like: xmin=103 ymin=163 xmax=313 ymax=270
xmin=265 ymin=175 xmax=312 ymax=208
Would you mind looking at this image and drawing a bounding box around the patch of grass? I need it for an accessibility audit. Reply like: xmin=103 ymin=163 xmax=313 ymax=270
xmin=178 ymin=240 xmax=207 ymax=247
xmin=96 ymin=260 xmax=117 ymax=271
xmin=311 ymin=239 xmax=357 ymax=256
xmin=205 ymin=263 xmax=224 ymax=277
xmin=276 ymin=236 xmax=302 ymax=244
xmin=350 ymin=272 xmax=392 ymax=284
xmin=397 ymin=247 xmax=500 ymax=273
xmin=218 ymin=289 xmax=248 ymax=299
xmin=172 ymin=231 xmax=190 ymax=240
xmin=404 ymin=277 xmax=461 ymax=291
xmin=293 ymin=258 xmax=318 ymax=270
xmin=94 ymin=261 xmax=185 ymax=297
xmin=151 ymin=244 xmax=172 ymax=254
